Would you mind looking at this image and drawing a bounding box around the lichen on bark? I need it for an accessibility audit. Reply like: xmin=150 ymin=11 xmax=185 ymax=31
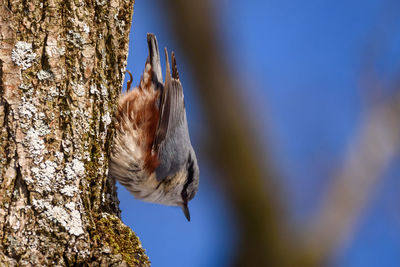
xmin=0 ymin=0 xmax=149 ymax=266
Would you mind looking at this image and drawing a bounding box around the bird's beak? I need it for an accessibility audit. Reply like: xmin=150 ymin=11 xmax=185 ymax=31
xmin=181 ymin=203 xmax=191 ymax=222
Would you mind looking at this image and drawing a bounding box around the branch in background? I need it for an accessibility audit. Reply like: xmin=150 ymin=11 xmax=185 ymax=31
xmin=305 ymin=7 xmax=400 ymax=262
xmin=162 ymin=0 xmax=400 ymax=266
xmin=162 ymin=1 xmax=295 ymax=266
xmin=305 ymin=90 xmax=400 ymax=265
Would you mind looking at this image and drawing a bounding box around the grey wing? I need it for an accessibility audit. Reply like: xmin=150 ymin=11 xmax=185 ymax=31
xmin=153 ymin=48 xmax=184 ymax=152
xmin=153 ymin=82 xmax=170 ymax=152
xmin=153 ymin=79 xmax=185 ymax=152
xmin=153 ymin=80 xmax=189 ymax=180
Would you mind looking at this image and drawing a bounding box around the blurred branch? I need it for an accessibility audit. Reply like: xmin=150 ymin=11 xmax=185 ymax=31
xmin=304 ymin=7 xmax=400 ymax=263
xmin=305 ymin=91 xmax=400 ymax=265
xmin=162 ymin=0 xmax=295 ymax=266
xmin=161 ymin=0 xmax=400 ymax=266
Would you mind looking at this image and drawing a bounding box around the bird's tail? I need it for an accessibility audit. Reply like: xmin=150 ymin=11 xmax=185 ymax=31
xmin=147 ymin=33 xmax=163 ymax=85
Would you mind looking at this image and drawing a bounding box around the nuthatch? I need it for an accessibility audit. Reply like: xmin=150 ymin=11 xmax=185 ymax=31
xmin=110 ymin=33 xmax=199 ymax=221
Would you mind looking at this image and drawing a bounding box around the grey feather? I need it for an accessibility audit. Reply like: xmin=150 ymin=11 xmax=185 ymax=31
xmin=147 ymin=33 xmax=163 ymax=84
xmin=155 ymin=81 xmax=191 ymax=180
xmin=171 ymin=52 xmax=179 ymax=80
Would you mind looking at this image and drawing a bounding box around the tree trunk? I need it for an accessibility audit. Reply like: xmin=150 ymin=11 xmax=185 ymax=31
xmin=0 ymin=0 xmax=149 ymax=266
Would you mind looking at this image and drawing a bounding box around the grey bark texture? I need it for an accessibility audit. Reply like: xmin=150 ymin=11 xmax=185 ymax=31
xmin=0 ymin=0 xmax=149 ymax=266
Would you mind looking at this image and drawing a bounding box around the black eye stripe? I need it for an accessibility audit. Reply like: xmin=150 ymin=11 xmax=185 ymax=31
xmin=155 ymin=180 xmax=163 ymax=190
xmin=181 ymin=154 xmax=194 ymax=201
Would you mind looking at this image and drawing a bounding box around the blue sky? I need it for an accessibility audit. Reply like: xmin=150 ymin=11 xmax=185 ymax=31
xmin=119 ymin=1 xmax=400 ymax=266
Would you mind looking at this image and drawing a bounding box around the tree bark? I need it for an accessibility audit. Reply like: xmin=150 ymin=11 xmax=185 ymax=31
xmin=0 ymin=0 xmax=149 ymax=266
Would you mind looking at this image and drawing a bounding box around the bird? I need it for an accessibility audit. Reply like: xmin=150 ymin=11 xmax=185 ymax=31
xmin=109 ymin=33 xmax=199 ymax=221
